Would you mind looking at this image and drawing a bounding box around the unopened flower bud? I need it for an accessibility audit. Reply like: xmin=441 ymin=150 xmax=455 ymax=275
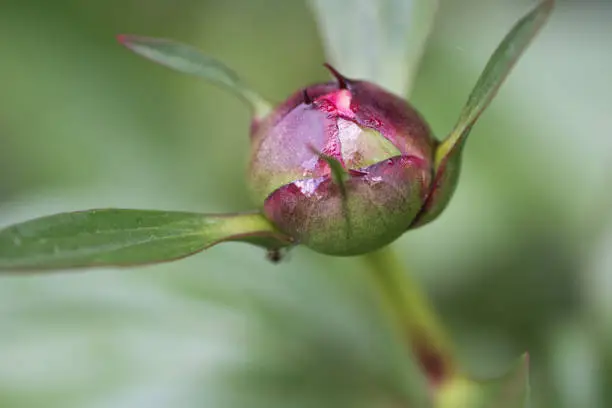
xmin=249 ymin=66 xmax=436 ymax=255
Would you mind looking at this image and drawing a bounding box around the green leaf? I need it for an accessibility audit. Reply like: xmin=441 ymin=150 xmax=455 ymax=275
xmin=435 ymin=354 xmax=530 ymax=408
xmin=309 ymin=0 xmax=438 ymax=96
xmin=118 ymin=35 xmax=272 ymax=119
xmin=412 ymin=0 xmax=554 ymax=228
xmin=435 ymin=0 xmax=554 ymax=167
xmin=0 ymin=209 xmax=292 ymax=271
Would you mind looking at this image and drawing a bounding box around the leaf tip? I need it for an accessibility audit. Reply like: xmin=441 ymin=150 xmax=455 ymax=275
xmin=116 ymin=34 xmax=131 ymax=46
xmin=307 ymin=144 xmax=349 ymax=192
xmin=116 ymin=34 xmax=143 ymax=51
xmin=520 ymin=351 xmax=530 ymax=368
xmin=116 ymin=34 xmax=152 ymax=51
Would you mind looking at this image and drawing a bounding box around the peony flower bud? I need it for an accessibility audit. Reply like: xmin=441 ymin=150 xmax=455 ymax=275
xmin=114 ymin=0 xmax=552 ymax=260
xmin=0 ymin=3 xmax=552 ymax=272
xmin=249 ymin=66 xmax=437 ymax=256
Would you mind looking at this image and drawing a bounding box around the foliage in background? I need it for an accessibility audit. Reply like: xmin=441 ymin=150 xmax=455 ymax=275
xmin=0 ymin=0 xmax=610 ymax=407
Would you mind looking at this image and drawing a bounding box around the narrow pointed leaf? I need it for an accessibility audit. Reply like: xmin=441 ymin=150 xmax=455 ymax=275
xmin=0 ymin=209 xmax=292 ymax=271
xmin=435 ymin=0 xmax=554 ymax=167
xmin=309 ymin=0 xmax=438 ymax=96
xmin=118 ymin=35 xmax=272 ymax=118
xmin=412 ymin=0 xmax=554 ymax=228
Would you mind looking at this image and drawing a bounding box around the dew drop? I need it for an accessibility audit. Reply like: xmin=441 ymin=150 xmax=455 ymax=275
xmin=294 ymin=178 xmax=325 ymax=196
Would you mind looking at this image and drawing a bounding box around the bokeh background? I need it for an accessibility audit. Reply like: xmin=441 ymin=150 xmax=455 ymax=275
xmin=0 ymin=0 xmax=610 ymax=407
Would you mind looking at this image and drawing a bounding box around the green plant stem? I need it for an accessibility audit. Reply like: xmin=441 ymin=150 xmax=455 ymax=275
xmin=362 ymin=245 xmax=455 ymax=380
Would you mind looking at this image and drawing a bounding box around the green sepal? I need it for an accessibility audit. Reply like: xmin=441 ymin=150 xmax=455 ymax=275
xmin=308 ymin=145 xmax=350 ymax=197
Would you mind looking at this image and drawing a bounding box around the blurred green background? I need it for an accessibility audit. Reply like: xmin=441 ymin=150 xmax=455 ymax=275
xmin=0 ymin=0 xmax=610 ymax=407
